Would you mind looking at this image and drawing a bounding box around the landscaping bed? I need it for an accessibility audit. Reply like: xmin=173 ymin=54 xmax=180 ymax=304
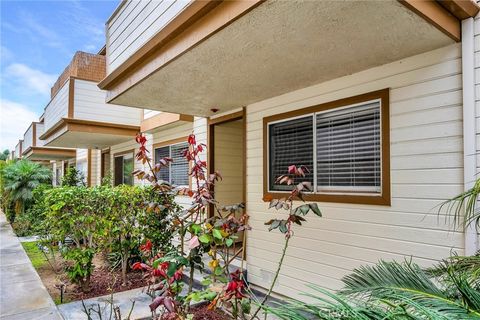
xmin=22 ymin=241 xmax=146 ymax=304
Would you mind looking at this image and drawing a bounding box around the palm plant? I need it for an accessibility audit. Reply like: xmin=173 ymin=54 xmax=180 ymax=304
xmin=438 ymin=177 xmax=480 ymax=231
xmin=2 ymin=160 xmax=51 ymax=215
xmin=262 ymin=257 xmax=480 ymax=319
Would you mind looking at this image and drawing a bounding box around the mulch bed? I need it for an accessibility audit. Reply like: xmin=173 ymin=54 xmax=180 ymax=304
xmin=72 ymin=266 xmax=146 ymax=300
xmin=190 ymin=304 xmax=230 ymax=320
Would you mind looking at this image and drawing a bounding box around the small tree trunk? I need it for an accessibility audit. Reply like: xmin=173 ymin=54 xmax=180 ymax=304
xmin=81 ymin=275 xmax=91 ymax=293
xmin=121 ymin=255 xmax=128 ymax=286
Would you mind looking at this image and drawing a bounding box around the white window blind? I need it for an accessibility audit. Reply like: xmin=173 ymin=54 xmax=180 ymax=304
xmin=171 ymin=143 xmax=189 ymax=186
xmin=268 ymin=115 xmax=314 ymax=191
xmin=154 ymin=142 xmax=189 ymax=186
xmin=267 ymin=100 xmax=382 ymax=194
xmin=155 ymin=146 xmax=170 ymax=183
xmin=316 ymin=102 xmax=381 ymax=192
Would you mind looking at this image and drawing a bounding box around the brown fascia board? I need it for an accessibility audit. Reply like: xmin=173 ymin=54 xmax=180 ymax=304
xmin=438 ymin=0 xmax=480 ymax=20
xmin=40 ymin=118 xmax=140 ymax=141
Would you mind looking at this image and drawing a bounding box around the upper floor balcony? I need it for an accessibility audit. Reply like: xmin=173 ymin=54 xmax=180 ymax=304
xmin=40 ymin=51 xmax=142 ymax=149
xmin=104 ymin=0 xmax=192 ymax=75
xmin=98 ymin=0 xmax=476 ymax=117
xmin=22 ymin=121 xmax=76 ymax=161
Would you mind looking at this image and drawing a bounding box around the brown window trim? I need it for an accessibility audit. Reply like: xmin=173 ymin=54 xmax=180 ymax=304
xmin=153 ymin=137 xmax=191 ymax=189
xmin=262 ymin=88 xmax=390 ymax=206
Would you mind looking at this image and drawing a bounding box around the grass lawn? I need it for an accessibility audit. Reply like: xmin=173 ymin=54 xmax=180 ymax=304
xmin=21 ymin=241 xmax=47 ymax=269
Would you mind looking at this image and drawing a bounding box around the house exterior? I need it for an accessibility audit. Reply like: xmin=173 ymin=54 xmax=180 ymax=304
xmin=96 ymin=0 xmax=480 ymax=300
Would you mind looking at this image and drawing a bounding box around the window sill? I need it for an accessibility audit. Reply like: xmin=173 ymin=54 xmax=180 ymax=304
xmin=262 ymin=192 xmax=391 ymax=206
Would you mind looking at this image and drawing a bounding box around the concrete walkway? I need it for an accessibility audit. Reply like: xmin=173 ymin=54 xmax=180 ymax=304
xmin=58 ymin=287 xmax=152 ymax=320
xmin=0 ymin=213 xmax=62 ymax=319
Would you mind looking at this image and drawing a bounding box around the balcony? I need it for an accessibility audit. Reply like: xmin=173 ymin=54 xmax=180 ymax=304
xmin=98 ymin=0 xmax=466 ymax=117
xmin=40 ymin=51 xmax=141 ymax=149
xmin=104 ymin=0 xmax=193 ymax=74
xmin=22 ymin=122 xmax=76 ymax=161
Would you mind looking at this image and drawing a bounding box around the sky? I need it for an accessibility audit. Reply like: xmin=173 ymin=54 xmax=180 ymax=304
xmin=0 ymin=0 xmax=118 ymax=151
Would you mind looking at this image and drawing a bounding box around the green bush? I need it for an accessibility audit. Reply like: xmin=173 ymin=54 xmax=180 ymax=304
xmin=43 ymin=184 xmax=179 ymax=291
xmin=44 ymin=186 xmax=108 ymax=292
xmin=12 ymin=184 xmax=52 ymax=236
xmin=1 ymin=160 xmax=51 ymax=217
xmin=139 ymin=185 xmax=179 ymax=254
xmin=61 ymin=167 xmax=85 ymax=186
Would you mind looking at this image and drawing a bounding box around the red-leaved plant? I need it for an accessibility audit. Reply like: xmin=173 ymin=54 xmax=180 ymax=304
xmin=133 ymin=133 xmax=250 ymax=319
xmin=133 ymin=133 xmax=321 ymax=320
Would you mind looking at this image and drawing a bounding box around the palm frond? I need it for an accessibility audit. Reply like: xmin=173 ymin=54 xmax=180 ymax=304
xmin=340 ymin=260 xmax=480 ymax=318
xmin=438 ymin=178 xmax=480 ymax=231
xmin=427 ymin=251 xmax=480 ymax=287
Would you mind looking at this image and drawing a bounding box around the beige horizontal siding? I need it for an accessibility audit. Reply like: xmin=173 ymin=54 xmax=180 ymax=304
xmin=36 ymin=123 xmax=45 ymax=147
xmin=106 ymin=0 xmax=192 ymax=73
xmin=90 ymin=149 xmax=101 ymax=186
xmin=44 ymin=79 xmax=69 ymax=132
xmin=73 ymin=79 xmax=142 ymax=126
xmin=245 ymin=44 xmax=464 ymax=297
xmin=23 ymin=125 xmax=34 ymax=151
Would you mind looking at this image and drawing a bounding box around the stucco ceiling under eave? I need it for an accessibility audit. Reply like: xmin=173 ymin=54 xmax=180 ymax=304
xmin=110 ymin=0 xmax=454 ymax=117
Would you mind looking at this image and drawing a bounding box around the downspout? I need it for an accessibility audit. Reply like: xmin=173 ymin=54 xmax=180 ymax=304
xmin=461 ymin=18 xmax=479 ymax=255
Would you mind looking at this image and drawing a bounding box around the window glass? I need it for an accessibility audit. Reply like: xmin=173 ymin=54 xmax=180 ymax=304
xmin=268 ymin=100 xmax=381 ymax=194
xmin=114 ymin=156 xmax=123 ymax=186
xmin=316 ymin=102 xmax=380 ymax=192
xmin=154 ymin=142 xmax=189 ymax=186
xmin=269 ymin=116 xmax=314 ymax=191
xmin=122 ymin=153 xmax=134 ymax=186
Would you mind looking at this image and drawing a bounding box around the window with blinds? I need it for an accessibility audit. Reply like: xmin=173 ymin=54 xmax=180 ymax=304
xmin=267 ymin=99 xmax=382 ymax=195
xmin=154 ymin=142 xmax=189 ymax=186
xmin=316 ymin=102 xmax=380 ymax=192
xmin=269 ymin=116 xmax=314 ymax=191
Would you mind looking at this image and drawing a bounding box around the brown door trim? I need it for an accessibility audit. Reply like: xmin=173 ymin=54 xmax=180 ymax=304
xmin=207 ymin=109 xmax=247 ymax=259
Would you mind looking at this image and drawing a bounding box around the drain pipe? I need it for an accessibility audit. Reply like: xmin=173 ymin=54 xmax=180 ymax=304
xmin=461 ymin=17 xmax=479 ymax=255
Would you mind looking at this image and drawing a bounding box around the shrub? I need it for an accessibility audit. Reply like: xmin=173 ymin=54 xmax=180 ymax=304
xmin=12 ymin=184 xmax=52 ymax=236
xmin=61 ymin=167 xmax=85 ymax=186
xmin=2 ymin=160 xmax=51 ymax=217
xmin=139 ymin=186 xmax=179 ymax=254
xmin=104 ymin=185 xmax=145 ymax=285
xmin=43 ymin=186 xmax=108 ymax=292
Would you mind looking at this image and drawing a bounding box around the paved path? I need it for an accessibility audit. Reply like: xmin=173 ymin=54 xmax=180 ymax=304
xmin=0 ymin=213 xmax=62 ymax=319
xmin=58 ymin=287 xmax=151 ymax=320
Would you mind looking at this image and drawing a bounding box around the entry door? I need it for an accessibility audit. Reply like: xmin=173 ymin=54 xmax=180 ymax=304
xmin=210 ymin=115 xmax=245 ymax=248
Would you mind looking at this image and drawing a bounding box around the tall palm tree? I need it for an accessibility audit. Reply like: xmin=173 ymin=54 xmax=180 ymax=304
xmin=2 ymin=160 xmax=51 ymax=214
